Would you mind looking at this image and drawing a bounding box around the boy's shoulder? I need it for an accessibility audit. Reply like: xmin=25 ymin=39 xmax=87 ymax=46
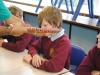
xmin=88 ymin=44 xmax=100 ymax=55
xmin=58 ymin=33 xmax=69 ymax=41
xmin=54 ymin=33 xmax=70 ymax=43
xmin=0 ymin=21 xmax=5 ymax=26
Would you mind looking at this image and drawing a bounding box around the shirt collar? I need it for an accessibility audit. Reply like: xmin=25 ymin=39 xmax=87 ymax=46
xmin=48 ymin=28 xmax=65 ymax=42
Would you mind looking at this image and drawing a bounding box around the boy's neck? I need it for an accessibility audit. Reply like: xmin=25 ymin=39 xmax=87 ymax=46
xmin=50 ymin=32 xmax=59 ymax=37
xmin=50 ymin=28 xmax=61 ymax=37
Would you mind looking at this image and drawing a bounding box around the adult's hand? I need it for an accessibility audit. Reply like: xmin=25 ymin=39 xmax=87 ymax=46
xmin=10 ymin=22 xmax=27 ymax=36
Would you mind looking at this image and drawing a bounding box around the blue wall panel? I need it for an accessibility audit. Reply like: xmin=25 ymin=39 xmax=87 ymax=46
xmin=71 ymin=25 xmax=98 ymax=53
xmin=62 ymin=22 xmax=70 ymax=37
xmin=24 ymin=13 xmax=39 ymax=27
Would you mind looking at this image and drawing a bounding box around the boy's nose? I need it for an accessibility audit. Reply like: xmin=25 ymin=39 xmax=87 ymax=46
xmin=41 ymin=26 xmax=44 ymax=29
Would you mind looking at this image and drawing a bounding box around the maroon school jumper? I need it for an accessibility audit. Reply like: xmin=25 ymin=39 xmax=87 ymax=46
xmin=0 ymin=21 xmax=5 ymax=25
xmin=1 ymin=33 xmax=36 ymax=52
xmin=28 ymin=34 xmax=71 ymax=72
xmin=76 ymin=44 xmax=100 ymax=75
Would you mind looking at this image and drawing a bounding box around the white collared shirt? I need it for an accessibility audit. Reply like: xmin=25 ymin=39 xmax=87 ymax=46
xmin=48 ymin=28 xmax=65 ymax=42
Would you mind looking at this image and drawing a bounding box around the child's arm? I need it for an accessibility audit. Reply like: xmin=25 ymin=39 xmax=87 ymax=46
xmin=1 ymin=33 xmax=33 ymax=52
xmin=31 ymin=54 xmax=42 ymax=67
xmin=28 ymin=37 xmax=42 ymax=56
xmin=76 ymin=45 xmax=98 ymax=75
xmin=0 ymin=38 xmax=4 ymax=47
xmin=29 ymin=38 xmax=71 ymax=72
xmin=27 ymin=38 xmax=45 ymax=67
xmin=23 ymin=54 xmax=47 ymax=65
xmin=31 ymin=54 xmax=48 ymax=67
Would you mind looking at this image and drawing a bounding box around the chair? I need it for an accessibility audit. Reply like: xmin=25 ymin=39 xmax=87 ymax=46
xmin=70 ymin=44 xmax=86 ymax=74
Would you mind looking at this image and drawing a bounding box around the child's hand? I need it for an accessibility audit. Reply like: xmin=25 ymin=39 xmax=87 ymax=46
xmin=32 ymin=54 xmax=42 ymax=67
xmin=23 ymin=54 xmax=32 ymax=63
xmin=91 ymin=70 xmax=100 ymax=75
xmin=0 ymin=38 xmax=4 ymax=47
xmin=40 ymin=57 xmax=48 ymax=61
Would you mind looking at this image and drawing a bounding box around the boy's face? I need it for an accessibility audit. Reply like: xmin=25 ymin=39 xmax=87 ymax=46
xmin=97 ymin=33 xmax=100 ymax=48
xmin=41 ymin=19 xmax=57 ymax=36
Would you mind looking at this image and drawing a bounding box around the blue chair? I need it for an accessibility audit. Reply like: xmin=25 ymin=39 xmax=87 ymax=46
xmin=70 ymin=44 xmax=86 ymax=74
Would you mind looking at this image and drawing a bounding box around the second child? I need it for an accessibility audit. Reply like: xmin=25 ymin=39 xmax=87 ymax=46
xmin=23 ymin=6 xmax=71 ymax=72
xmin=0 ymin=5 xmax=36 ymax=52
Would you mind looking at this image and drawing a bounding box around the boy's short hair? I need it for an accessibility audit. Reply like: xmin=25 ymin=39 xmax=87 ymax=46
xmin=8 ymin=5 xmax=23 ymax=17
xmin=38 ymin=6 xmax=62 ymax=28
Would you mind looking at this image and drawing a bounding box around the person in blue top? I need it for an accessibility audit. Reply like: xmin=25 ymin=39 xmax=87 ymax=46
xmin=0 ymin=0 xmax=28 ymax=36
xmin=0 ymin=0 xmax=11 ymax=21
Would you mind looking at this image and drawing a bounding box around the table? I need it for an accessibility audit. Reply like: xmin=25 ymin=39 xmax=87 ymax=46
xmin=0 ymin=47 xmax=74 ymax=75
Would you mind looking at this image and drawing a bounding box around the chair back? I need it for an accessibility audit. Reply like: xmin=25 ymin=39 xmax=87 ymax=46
xmin=70 ymin=44 xmax=86 ymax=73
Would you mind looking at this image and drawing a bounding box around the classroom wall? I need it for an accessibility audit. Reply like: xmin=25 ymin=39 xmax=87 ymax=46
xmin=24 ymin=13 xmax=39 ymax=27
xmin=71 ymin=25 xmax=98 ymax=53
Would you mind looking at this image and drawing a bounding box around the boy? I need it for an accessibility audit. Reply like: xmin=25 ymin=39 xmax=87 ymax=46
xmin=23 ymin=6 xmax=71 ymax=72
xmin=0 ymin=5 xmax=36 ymax=52
xmin=76 ymin=33 xmax=100 ymax=75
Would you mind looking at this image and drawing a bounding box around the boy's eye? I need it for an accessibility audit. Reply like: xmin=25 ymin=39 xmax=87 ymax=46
xmin=43 ymin=25 xmax=47 ymax=26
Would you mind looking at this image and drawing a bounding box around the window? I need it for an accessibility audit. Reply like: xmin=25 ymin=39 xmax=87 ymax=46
xmin=5 ymin=0 xmax=100 ymax=16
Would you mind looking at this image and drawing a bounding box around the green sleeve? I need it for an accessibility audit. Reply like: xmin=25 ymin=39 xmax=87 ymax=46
xmin=0 ymin=0 xmax=12 ymax=21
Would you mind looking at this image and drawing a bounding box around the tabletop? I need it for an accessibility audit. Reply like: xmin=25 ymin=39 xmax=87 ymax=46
xmin=0 ymin=47 xmax=74 ymax=75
